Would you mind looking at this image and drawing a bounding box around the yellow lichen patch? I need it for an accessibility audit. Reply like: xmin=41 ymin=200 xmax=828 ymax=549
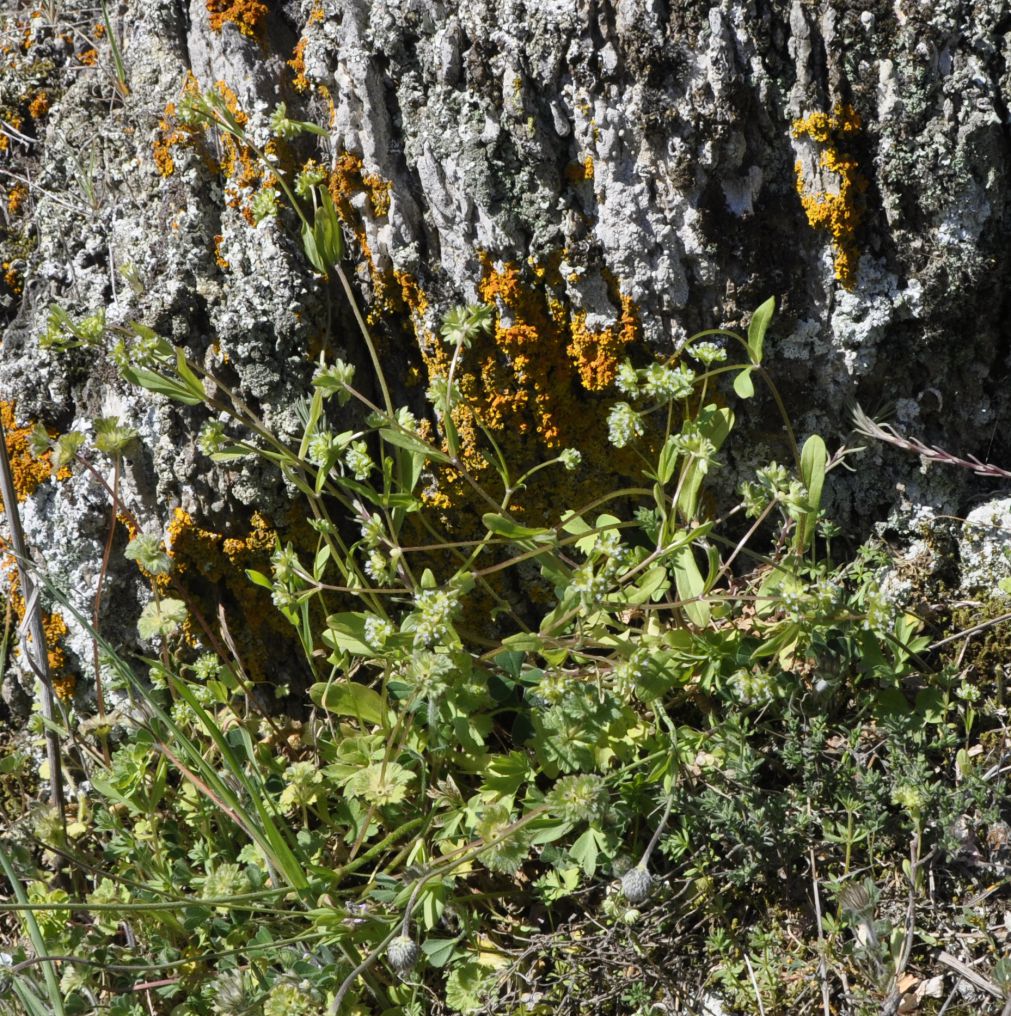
xmin=791 ymin=104 xmax=867 ymax=289
xmin=0 ymin=560 xmax=74 ymax=700
xmin=568 ymin=290 xmax=640 ymax=392
xmin=27 ymin=90 xmax=48 ymax=120
xmin=0 ymin=401 xmax=61 ymax=510
xmin=6 ymin=183 xmax=27 ymax=215
xmin=162 ymin=508 xmax=287 ymax=681
xmin=329 ymin=152 xmax=393 ymax=221
xmin=2 ymin=261 xmax=21 ymax=295
xmin=44 ymin=611 xmax=74 ymax=700
xmin=308 ymin=1 xmax=325 ymax=24
xmin=0 ymin=113 xmax=23 ymax=153
xmin=212 ymin=234 xmax=230 ymax=270
xmin=152 ymin=72 xmax=205 ymax=179
xmin=288 ymin=37 xmax=309 ymax=92
xmin=564 ymin=156 xmax=594 ymax=183
xmin=206 ymin=0 xmax=268 ymax=37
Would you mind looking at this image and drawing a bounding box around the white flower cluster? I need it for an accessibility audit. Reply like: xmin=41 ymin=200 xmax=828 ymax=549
xmin=689 ymin=341 xmax=727 ymax=365
xmin=607 ymin=402 xmax=644 ymax=449
xmin=412 ymin=587 xmax=460 ymax=648
xmin=363 ymin=615 xmax=394 ymax=648
xmin=641 ymin=363 xmax=695 ymax=401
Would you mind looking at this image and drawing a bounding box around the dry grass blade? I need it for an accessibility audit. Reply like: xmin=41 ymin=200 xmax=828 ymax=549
xmin=0 ymin=412 xmax=65 ymax=818
xmin=852 ymin=405 xmax=1011 ymax=479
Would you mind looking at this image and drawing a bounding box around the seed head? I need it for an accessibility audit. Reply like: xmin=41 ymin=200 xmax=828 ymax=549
xmin=621 ymin=864 xmax=653 ymax=904
xmin=387 ymin=935 xmax=420 ymax=972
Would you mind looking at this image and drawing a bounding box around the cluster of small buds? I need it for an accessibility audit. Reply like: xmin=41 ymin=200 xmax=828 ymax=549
xmin=559 ymin=447 xmax=582 ymax=471
xmin=689 ymin=341 xmax=728 ymax=365
xmin=312 ymin=359 xmax=355 ymax=405
xmin=670 ymin=426 xmax=718 ymax=470
xmin=741 ymin=462 xmax=804 ymax=518
xmin=425 ymin=375 xmax=462 ymax=411
xmin=279 ymin=760 xmax=323 ymax=810
xmin=365 ymin=548 xmax=395 ymax=584
xmin=250 ymin=187 xmax=279 ymax=224
xmin=529 ymin=668 xmax=573 ymax=707
xmin=405 ymin=651 xmax=455 ymax=696
xmin=612 ymin=650 xmax=648 ymax=698
xmin=641 ymin=362 xmax=696 ymax=401
xmin=570 ymin=561 xmax=610 ymax=610
xmin=344 ymin=440 xmax=374 ymax=481
xmin=616 ymin=359 xmax=640 ymax=396
xmin=607 ymin=402 xmax=645 ymax=449
xmin=198 ymin=419 xmax=229 ymax=455
xmin=271 ymin=543 xmax=301 ymax=584
xmin=810 ymin=576 xmax=843 ymax=613
xmin=546 ymin=774 xmax=608 ymax=824
xmin=192 ymin=653 xmax=223 ymax=682
xmin=294 ymin=160 xmax=327 ymax=198
xmin=412 ymin=587 xmax=460 ymax=648
xmin=307 ymin=430 xmax=339 ymax=469
xmin=726 ymin=667 xmax=776 ymax=706
xmin=594 ymin=527 xmax=629 ymax=565
xmin=363 ymin=615 xmax=395 ymax=648
xmin=360 ymin=513 xmax=386 ymax=548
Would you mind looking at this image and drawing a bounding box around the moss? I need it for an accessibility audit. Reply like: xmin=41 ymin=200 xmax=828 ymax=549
xmin=791 ymin=104 xmax=867 ymax=289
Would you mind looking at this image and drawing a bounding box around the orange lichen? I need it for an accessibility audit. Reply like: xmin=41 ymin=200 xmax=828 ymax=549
xmin=307 ymin=1 xmax=325 ymax=24
xmin=288 ymin=37 xmax=309 ymax=93
xmin=152 ymin=72 xmax=204 ymax=178
xmin=0 ymin=401 xmax=61 ymax=510
xmin=0 ymin=113 xmax=23 ymax=152
xmin=161 ymin=508 xmax=288 ymax=680
xmin=92 ymin=22 xmax=107 ymax=38
xmin=27 ymin=90 xmax=48 ymax=120
xmin=206 ymin=0 xmax=268 ymax=37
xmin=0 ymin=405 xmax=71 ymax=694
xmin=77 ymin=47 xmax=98 ymax=66
xmin=565 ymin=156 xmax=594 ymax=182
xmin=568 ymin=292 xmax=640 ymax=392
xmin=791 ymin=104 xmax=866 ymax=289
xmin=329 ymin=153 xmax=393 ymax=220
xmin=6 ymin=183 xmax=27 ymax=215
xmin=2 ymin=261 xmax=21 ymax=295
xmin=212 ymin=234 xmax=230 ymax=270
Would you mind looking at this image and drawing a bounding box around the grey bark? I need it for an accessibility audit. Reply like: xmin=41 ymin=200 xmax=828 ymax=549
xmin=1 ymin=0 xmax=1010 ymax=695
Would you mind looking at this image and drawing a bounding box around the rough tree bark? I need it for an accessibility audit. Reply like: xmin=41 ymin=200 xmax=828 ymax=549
xmin=1 ymin=0 xmax=1009 ymax=699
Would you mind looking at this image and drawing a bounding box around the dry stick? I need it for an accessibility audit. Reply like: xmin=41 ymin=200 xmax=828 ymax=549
xmin=0 ymin=413 xmax=65 ymax=818
xmin=808 ymin=848 xmax=832 ymax=1016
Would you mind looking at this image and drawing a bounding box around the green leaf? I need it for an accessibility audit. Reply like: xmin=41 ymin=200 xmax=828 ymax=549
xmin=733 ymin=367 xmax=755 ymax=399
xmin=482 ymin=514 xmax=554 ymax=541
xmin=421 ymin=936 xmax=462 ymax=969
xmin=569 ymin=826 xmax=605 ymax=877
xmin=657 ymin=434 xmax=680 ymax=484
xmin=309 ymin=681 xmax=386 ymax=727
xmin=379 ymin=426 xmax=450 ymax=463
xmin=672 ymin=545 xmax=709 ymax=627
xmin=799 ymin=434 xmax=827 ymax=515
xmin=625 ymin=564 xmax=669 ymax=605
xmin=121 ymin=365 xmax=205 ymax=405
xmin=445 ymin=961 xmax=493 ymax=1013
xmin=747 ymin=296 xmax=775 ymax=365
xmin=676 ymin=405 xmax=733 ymax=523
xmin=320 ymin=612 xmax=374 ymax=656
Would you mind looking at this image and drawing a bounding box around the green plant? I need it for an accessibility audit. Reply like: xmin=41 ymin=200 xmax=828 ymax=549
xmin=5 ymin=83 xmax=1011 ymax=1016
